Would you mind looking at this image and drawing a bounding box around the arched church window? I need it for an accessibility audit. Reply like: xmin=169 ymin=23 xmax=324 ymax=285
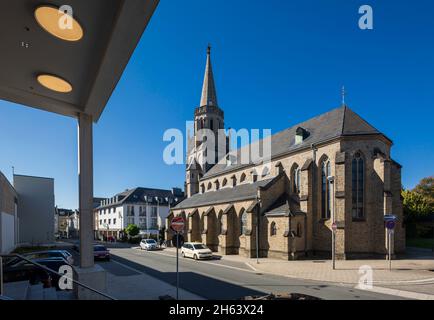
xmin=241 ymin=210 xmax=248 ymax=235
xmin=352 ymin=152 xmax=365 ymax=219
xmin=261 ymin=166 xmax=270 ymax=177
xmin=222 ymin=178 xmax=228 ymax=187
xmin=292 ymin=164 xmax=301 ymax=194
xmin=297 ymin=222 xmax=302 ymax=237
xmin=270 ymin=222 xmax=277 ymax=236
xmin=200 ymin=184 xmax=205 ymax=193
xmin=321 ymin=158 xmax=332 ymax=219
xmin=207 ymin=182 xmax=212 ymax=191
xmin=240 ymin=173 xmax=246 ymax=183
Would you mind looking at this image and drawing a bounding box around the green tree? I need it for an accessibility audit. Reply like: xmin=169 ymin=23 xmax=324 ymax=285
xmin=125 ymin=224 xmax=140 ymax=237
xmin=402 ymin=190 xmax=432 ymax=222
xmin=413 ymin=176 xmax=434 ymax=207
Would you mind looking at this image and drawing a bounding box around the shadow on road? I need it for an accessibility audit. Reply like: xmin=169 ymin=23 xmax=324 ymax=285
xmin=110 ymin=254 xmax=266 ymax=300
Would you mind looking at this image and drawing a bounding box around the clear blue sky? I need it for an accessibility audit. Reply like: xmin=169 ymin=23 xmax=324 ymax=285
xmin=0 ymin=0 xmax=433 ymax=209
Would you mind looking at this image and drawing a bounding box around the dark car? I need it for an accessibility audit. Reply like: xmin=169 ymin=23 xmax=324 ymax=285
xmin=94 ymin=245 xmax=110 ymax=261
xmin=23 ymin=250 xmax=74 ymax=265
xmin=3 ymin=257 xmax=71 ymax=290
xmin=3 ymin=258 xmax=51 ymax=287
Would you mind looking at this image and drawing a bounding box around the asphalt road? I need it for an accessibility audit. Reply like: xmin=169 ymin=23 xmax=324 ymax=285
xmin=98 ymin=247 xmax=403 ymax=300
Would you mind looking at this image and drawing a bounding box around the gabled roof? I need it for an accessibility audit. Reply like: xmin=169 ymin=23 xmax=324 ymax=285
xmin=203 ymin=105 xmax=389 ymax=179
xmin=97 ymin=187 xmax=184 ymax=209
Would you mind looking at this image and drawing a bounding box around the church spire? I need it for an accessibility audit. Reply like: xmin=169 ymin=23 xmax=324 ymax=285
xmin=200 ymin=44 xmax=218 ymax=107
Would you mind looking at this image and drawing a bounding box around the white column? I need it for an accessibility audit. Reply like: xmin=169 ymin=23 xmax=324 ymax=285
xmin=78 ymin=113 xmax=94 ymax=268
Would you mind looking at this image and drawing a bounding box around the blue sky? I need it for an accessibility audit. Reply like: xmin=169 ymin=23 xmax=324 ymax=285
xmin=0 ymin=0 xmax=433 ymax=209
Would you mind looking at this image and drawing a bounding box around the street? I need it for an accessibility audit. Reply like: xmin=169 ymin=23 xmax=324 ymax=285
xmin=91 ymin=246 xmax=403 ymax=300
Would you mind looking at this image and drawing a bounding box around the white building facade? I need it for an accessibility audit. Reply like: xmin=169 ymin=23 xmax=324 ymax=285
xmin=95 ymin=187 xmax=184 ymax=239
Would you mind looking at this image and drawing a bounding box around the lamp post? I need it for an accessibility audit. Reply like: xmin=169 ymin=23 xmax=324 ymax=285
xmin=327 ymin=175 xmax=336 ymax=270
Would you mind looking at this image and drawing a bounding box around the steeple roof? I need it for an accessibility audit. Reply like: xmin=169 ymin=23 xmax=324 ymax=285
xmin=200 ymin=45 xmax=218 ymax=107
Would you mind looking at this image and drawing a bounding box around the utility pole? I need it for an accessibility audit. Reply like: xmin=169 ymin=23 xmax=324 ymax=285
xmin=255 ymin=195 xmax=261 ymax=264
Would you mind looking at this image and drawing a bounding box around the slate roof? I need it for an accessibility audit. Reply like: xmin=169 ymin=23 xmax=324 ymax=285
xmin=97 ymin=187 xmax=184 ymax=209
xmin=203 ymin=105 xmax=388 ymax=179
xmin=263 ymin=194 xmax=302 ymax=217
xmin=173 ymin=177 xmax=276 ymax=210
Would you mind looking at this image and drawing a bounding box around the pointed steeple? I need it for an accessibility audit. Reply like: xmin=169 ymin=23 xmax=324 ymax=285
xmin=200 ymin=45 xmax=218 ymax=107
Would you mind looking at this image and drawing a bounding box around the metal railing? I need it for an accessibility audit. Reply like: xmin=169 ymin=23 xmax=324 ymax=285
xmin=0 ymin=254 xmax=116 ymax=300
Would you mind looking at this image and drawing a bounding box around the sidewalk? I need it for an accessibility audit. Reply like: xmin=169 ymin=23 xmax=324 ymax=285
xmin=162 ymin=246 xmax=434 ymax=299
xmin=220 ymin=252 xmax=434 ymax=299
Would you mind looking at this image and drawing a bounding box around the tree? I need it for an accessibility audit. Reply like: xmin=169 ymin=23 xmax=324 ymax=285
xmin=125 ymin=224 xmax=140 ymax=237
xmin=402 ymin=190 xmax=432 ymax=222
xmin=413 ymin=176 xmax=434 ymax=207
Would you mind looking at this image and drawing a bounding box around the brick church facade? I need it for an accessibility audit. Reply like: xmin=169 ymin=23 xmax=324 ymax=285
xmin=166 ymin=47 xmax=405 ymax=260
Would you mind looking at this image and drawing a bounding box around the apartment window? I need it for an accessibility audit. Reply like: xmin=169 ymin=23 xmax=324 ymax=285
xmin=108 ymin=219 xmax=111 ymax=225
xmin=139 ymin=217 xmax=147 ymax=230
xmin=150 ymin=207 xmax=158 ymax=229
xmin=99 ymin=219 xmax=102 ymax=225
xmin=352 ymin=152 xmax=365 ymax=219
xmin=113 ymin=218 xmax=116 ymax=225
xmin=127 ymin=217 xmax=134 ymax=225
xmin=103 ymin=219 xmax=106 ymax=224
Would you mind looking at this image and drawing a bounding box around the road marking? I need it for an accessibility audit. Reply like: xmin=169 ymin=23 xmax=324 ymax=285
xmin=144 ymin=249 xmax=256 ymax=273
xmin=245 ymin=262 xmax=257 ymax=271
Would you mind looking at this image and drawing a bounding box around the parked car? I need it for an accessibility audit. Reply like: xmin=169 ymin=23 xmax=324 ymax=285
xmin=94 ymin=245 xmax=110 ymax=261
xmin=23 ymin=250 xmax=74 ymax=265
xmin=181 ymin=243 xmax=213 ymax=260
xmin=3 ymin=257 xmax=71 ymax=290
xmin=140 ymin=239 xmax=158 ymax=251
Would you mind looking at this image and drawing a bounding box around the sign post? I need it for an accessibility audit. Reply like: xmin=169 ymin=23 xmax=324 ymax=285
xmin=384 ymin=215 xmax=397 ymax=271
xmin=332 ymin=222 xmax=337 ymax=270
xmin=171 ymin=216 xmax=185 ymax=300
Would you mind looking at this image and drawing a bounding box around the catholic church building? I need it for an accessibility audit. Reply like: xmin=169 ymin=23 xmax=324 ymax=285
xmin=167 ymin=47 xmax=405 ymax=260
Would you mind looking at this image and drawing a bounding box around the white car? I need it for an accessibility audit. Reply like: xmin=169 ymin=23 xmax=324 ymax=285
xmin=181 ymin=243 xmax=213 ymax=260
xmin=140 ymin=239 xmax=158 ymax=251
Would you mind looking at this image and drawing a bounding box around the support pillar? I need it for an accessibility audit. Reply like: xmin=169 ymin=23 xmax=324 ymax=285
xmin=78 ymin=113 xmax=94 ymax=268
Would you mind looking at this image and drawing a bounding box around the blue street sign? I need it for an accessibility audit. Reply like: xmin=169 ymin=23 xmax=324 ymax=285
xmin=386 ymin=220 xmax=396 ymax=230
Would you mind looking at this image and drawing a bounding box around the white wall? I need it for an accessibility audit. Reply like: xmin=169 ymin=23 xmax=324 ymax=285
xmin=1 ymin=212 xmax=16 ymax=253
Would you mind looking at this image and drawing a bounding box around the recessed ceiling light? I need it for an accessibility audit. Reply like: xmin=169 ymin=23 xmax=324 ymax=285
xmin=34 ymin=6 xmax=83 ymax=42
xmin=37 ymin=74 xmax=73 ymax=93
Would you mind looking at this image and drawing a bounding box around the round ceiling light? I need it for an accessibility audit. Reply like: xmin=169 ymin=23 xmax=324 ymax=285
xmin=34 ymin=6 xmax=83 ymax=42
xmin=37 ymin=74 xmax=73 ymax=93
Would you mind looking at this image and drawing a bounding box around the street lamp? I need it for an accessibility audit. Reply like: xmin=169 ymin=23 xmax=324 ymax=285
xmin=327 ymin=175 xmax=336 ymax=270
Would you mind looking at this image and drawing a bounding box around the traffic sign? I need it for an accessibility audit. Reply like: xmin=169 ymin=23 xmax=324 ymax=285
xmin=384 ymin=214 xmax=397 ymax=222
xmin=172 ymin=233 xmax=185 ymax=248
xmin=385 ymin=220 xmax=396 ymax=230
xmin=171 ymin=216 xmax=185 ymax=233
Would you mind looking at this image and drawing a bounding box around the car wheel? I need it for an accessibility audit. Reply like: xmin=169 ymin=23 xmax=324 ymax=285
xmin=181 ymin=252 xmax=185 ymax=258
xmin=194 ymin=254 xmax=198 ymax=260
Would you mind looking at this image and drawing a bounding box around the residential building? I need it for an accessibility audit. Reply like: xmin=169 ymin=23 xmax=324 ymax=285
xmin=55 ymin=208 xmax=79 ymax=238
xmin=14 ymin=174 xmax=55 ymax=245
xmin=168 ymin=47 xmax=405 ymax=260
xmin=95 ymin=188 xmax=184 ymax=239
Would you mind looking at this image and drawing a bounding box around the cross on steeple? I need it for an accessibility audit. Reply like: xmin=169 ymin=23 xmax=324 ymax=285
xmin=341 ymin=86 xmax=346 ymax=106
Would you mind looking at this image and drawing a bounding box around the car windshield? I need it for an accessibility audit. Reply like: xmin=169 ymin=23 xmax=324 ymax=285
xmin=193 ymin=244 xmax=207 ymax=250
xmin=146 ymin=240 xmax=156 ymax=244
xmin=94 ymin=246 xmax=107 ymax=251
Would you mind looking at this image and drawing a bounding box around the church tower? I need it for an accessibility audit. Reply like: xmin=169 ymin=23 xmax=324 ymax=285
xmin=186 ymin=45 xmax=227 ymax=198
